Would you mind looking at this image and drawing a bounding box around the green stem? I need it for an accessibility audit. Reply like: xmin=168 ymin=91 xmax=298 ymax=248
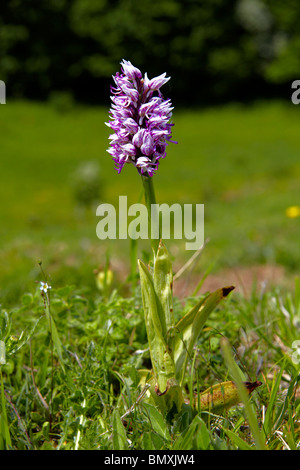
xmin=0 ymin=367 xmax=12 ymax=448
xmin=141 ymin=175 xmax=161 ymax=255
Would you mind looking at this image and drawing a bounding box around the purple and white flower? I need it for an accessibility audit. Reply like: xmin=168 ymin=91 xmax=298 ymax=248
xmin=106 ymin=60 xmax=176 ymax=176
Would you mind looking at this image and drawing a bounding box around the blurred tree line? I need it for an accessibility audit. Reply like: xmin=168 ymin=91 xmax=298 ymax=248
xmin=1 ymin=0 xmax=299 ymax=105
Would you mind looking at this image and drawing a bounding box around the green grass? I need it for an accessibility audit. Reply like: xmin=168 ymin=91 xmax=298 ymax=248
xmin=0 ymin=275 xmax=299 ymax=449
xmin=0 ymin=98 xmax=300 ymax=449
xmin=1 ymin=99 xmax=300 ymax=305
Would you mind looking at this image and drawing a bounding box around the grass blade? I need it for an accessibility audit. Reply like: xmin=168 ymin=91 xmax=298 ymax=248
xmin=0 ymin=369 xmax=12 ymax=449
xmin=221 ymin=337 xmax=265 ymax=450
xmin=263 ymin=362 xmax=284 ymax=436
xmin=0 ymin=342 xmax=5 ymax=365
xmin=273 ymin=364 xmax=300 ymax=432
xmin=44 ymin=298 xmax=65 ymax=372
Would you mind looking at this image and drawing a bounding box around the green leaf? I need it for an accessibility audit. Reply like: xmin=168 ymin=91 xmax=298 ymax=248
xmin=173 ymin=415 xmax=210 ymax=450
xmin=221 ymin=337 xmax=265 ymax=450
xmin=138 ymin=259 xmax=175 ymax=391
xmin=153 ymin=241 xmax=174 ymax=336
xmin=263 ymin=361 xmax=284 ymax=434
xmin=0 ymin=311 xmax=11 ymax=341
xmin=142 ymin=431 xmax=160 ymax=450
xmin=273 ymin=363 xmax=300 ymax=431
xmin=112 ymin=409 xmax=128 ymax=450
xmin=44 ymin=303 xmax=65 ymax=372
xmin=0 ymin=369 xmax=12 ymax=449
xmin=0 ymin=342 xmax=5 ymax=365
xmin=222 ymin=428 xmax=253 ymax=450
xmin=172 ymin=286 xmax=234 ymax=385
xmin=5 ymin=315 xmax=42 ymax=358
xmin=143 ymin=402 xmax=171 ymax=441
xmin=146 ymin=377 xmax=183 ymax=417
xmin=194 ymin=416 xmax=211 ymax=449
xmin=21 ymin=293 xmax=33 ymax=306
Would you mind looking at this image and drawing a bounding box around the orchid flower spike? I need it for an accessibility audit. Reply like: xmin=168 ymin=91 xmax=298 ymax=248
xmin=106 ymin=60 xmax=176 ymax=176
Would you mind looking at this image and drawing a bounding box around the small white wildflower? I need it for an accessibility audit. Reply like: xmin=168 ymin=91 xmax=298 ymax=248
xmin=40 ymin=281 xmax=51 ymax=293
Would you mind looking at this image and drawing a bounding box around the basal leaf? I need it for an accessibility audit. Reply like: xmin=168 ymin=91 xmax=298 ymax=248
xmin=142 ymin=402 xmax=171 ymax=441
xmin=153 ymin=241 xmax=174 ymax=336
xmin=172 ymin=415 xmax=210 ymax=450
xmin=112 ymin=409 xmax=128 ymax=450
xmin=138 ymin=259 xmax=174 ymax=391
xmin=173 ymin=286 xmax=234 ymax=385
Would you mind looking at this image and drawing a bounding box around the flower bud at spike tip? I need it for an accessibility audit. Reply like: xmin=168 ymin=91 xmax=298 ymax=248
xmin=195 ymin=380 xmax=262 ymax=413
xmin=106 ymin=60 xmax=177 ymax=176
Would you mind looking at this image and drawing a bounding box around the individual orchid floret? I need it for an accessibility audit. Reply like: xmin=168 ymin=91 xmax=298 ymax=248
xmin=106 ymin=60 xmax=176 ymax=176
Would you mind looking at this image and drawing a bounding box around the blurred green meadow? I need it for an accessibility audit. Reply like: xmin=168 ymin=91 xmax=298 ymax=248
xmin=1 ymin=99 xmax=300 ymax=306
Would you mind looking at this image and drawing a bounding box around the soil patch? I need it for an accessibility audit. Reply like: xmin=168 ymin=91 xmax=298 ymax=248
xmin=173 ymin=264 xmax=291 ymax=299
